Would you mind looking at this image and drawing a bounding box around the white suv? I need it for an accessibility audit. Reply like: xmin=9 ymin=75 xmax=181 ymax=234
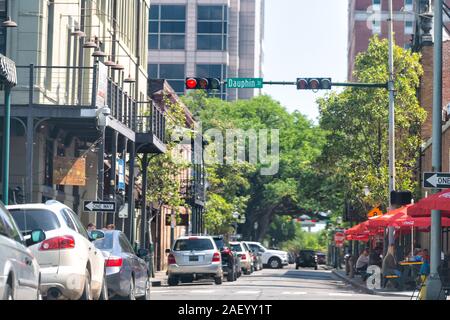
xmin=243 ymin=241 xmax=289 ymax=269
xmin=8 ymin=201 xmax=106 ymax=300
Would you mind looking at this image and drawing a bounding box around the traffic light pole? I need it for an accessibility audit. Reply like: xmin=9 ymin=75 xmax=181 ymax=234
xmin=426 ymin=0 xmax=444 ymax=300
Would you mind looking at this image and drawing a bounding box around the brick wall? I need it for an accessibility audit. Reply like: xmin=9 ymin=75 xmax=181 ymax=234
xmin=420 ymin=40 xmax=450 ymax=190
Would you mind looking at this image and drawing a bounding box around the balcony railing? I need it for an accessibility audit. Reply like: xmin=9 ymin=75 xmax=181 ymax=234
xmin=136 ymin=100 xmax=166 ymax=143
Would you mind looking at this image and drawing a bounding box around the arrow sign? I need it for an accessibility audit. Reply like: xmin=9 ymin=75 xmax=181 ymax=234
xmin=423 ymin=173 xmax=450 ymax=189
xmin=83 ymin=200 xmax=116 ymax=213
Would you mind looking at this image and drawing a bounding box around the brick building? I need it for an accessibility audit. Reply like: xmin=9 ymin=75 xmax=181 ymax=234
xmin=348 ymin=0 xmax=450 ymax=80
xmin=418 ymin=32 xmax=450 ymax=253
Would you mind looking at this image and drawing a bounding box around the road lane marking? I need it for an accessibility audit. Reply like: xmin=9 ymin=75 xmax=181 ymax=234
xmin=235 ymin=290 xmax=261 ymax=294
xmin=152 ymin=290 xmax=173 ymax=293
xmin=328 ymin=293 xmax=353 ymax=297
xmin=189 ymin=290 xmax=216 ymax=294
xmin=282 ymin=291 xmax=307 ymax=295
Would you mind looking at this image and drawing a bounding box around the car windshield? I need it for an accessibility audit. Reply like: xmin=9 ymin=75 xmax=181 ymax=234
xmin=174 ymin=239 xmax=214 ymax=251
xmin=213 ymin=238 xmax=225 ymax=249
xmin=93 ymin=232 xmax=114 ymax=251
xmin=10 ymin=209 xmax=61 ymax=232
xmin=230 ymin=244 xmax=242 ymax=252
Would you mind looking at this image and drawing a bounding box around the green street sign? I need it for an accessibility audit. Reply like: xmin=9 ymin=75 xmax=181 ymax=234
xmin=226 ymin=78 xmax=263 ymax=89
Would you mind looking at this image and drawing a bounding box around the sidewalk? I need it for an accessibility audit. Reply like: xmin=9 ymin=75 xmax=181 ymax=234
xmin=332 ymin=269 xmax=415 ymax=298
xmin=151 ymin=270 xmax=167 ymax=287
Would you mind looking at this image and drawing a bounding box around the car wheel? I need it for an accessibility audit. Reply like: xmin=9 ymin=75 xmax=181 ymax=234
xmin=214 ymin=276 xmax=223 ymax=285
xmin=244 ymin=268 xmax=251 ymax=275
xmin=269 ymin=257 xmax=281 ymax=269
xmin=126 ymin=278 xmax=136 ymax=300
xmin=168 ymin=276 xmax=179 ymax=286
xmin=138 ymin=278 xmax=151 ymax=300
xmin=80 ymin=269 xmax=92 ymax=300
xmin=4 ymin=283 xmax=13 ymax=300
xmin=314 ymin=265 xmax=318 ymax=270
xmin=99 ymin=273 xmax=109 ymax=300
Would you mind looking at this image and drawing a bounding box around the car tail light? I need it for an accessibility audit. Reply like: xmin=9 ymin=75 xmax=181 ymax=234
xmin=39 ymin=235 xmax=75 ymax=251
xmin=105 ymin=256 xmax=123 ymax=267
xmin=240 ymin=254 xmax=246 ymax=260
xmin=168 ymin=253 xmax=176 ymax=265
xmin=212 ymin=252 xmax=221 ymax=262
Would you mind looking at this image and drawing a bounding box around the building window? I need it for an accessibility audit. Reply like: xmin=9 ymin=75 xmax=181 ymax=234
xmin=0 ymin=0 xmax=7 ymax=55
xmin=197 ymin=5 xmax=228 ymax=51
xmin=404 ymin=0 xmax=413 ymax=12
xmin=148 ymin=64 xmax=185 ymax=95
xmin=372 ymin=0 xmax=381 ymax=11
xmin=404 ymin=20 xmax=414 ymax=34
xmin=149 ymin=5 xmax=186 ymax=50
xmin=195 ymin=64 xmax=227 ymax=99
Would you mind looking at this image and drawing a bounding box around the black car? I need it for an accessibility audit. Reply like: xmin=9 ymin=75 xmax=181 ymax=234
xmin=316 ymin=252 xmax=326 ymax=265
xmin=296 ymin=250 xmax=318 ymax=270
xmin=212 ymin=235 xmax=238 ymax=282
xmin=93 ymin=230 xmax=151 ymax=300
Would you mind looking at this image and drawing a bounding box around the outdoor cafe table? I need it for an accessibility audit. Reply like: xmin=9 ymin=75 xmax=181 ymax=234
xmin=399 ymin=261 xmax=423 ymax=289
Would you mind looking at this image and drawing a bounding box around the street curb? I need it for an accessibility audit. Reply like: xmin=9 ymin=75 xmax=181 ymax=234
xmin=332 ymin=270 xmax=375 ymax=295
xmin=331 ymin=270 xmax=413 ymax=298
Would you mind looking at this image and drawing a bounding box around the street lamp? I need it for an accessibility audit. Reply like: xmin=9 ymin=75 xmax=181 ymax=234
xmin=1 ymin=15 xmax=18 ymax=205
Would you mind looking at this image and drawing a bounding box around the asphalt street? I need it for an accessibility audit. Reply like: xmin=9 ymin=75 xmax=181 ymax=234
xmin=151 ymin=265 xmax=410 ymax=300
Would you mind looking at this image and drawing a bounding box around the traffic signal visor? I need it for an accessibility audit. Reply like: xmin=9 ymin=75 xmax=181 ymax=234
xmin=185 ymin=78 xmax=221 ymax=90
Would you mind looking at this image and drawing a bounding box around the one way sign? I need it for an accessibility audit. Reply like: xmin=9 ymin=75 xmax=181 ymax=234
xmin=83 ymin=201 xmax=116 ymax=213
xmin=423 ymin=173 xmax=450 ymax=189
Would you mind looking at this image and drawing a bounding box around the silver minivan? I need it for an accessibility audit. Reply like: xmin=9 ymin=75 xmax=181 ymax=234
xmin=166 ymin=236 xmax=223 ymax=286
xmin=0 ymin=201 xmax=45 ymax=300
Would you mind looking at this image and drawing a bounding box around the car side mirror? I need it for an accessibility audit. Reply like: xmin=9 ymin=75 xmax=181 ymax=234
xmin=165 ymin=248 xmax=171 ymax=254
xmin=89 ymin=230 xmax=105 ymax=242
xmin=138 ymin=248 xmax=149 ymax=258
xmin=25 ymin=229 xmax=46 ymax=247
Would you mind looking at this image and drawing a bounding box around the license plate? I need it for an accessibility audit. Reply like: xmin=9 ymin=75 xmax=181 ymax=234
xmin=189 ymin=255 xmax=199 ymax=262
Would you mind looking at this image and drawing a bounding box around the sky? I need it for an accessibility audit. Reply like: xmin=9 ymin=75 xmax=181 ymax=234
xmin=262 ymin=0 xmax=349 ymax=123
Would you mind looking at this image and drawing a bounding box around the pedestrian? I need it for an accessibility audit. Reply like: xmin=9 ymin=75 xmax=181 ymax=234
xmin=382 ymin=244 xmax=404 ymax=290
xmin=355 ymin=248 xmax=370 ymax=274
xmin=106 ymin=224 xmax=115 ymax=230
xmin=87 ymin=223 xmax=96 ymax=232
xmin=369 ymin=246 xmax=383 ymax=267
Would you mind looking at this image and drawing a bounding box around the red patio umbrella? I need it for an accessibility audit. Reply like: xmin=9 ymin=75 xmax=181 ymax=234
xmin=368 ymin=205 xmax=412 ymax=228
xmin=407 ymin=190 xmax=450 ymax=217
xmin=391 ymin=215 xmax=450 ymax=228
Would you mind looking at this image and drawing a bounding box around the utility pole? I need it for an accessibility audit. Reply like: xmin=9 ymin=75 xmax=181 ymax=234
xmin=2 ymin=85 xmax=11 ymax=205
xmin=387 ymin=0 xmax=396 ymax=246
xmin=426 ymin=0 xmax=444 ymax=300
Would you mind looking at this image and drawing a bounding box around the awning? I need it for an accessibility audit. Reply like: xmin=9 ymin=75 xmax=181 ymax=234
xmin=391 ymin=215 xmax=450 ymax=228
xmin=407 ymin=190 xmax=450 ymax=217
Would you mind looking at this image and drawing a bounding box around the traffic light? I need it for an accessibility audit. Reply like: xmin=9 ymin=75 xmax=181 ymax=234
xmin=296 ymin=78 xmax=332 ymax=90
xmin=185 ymin=78 xmax=221 ymax=90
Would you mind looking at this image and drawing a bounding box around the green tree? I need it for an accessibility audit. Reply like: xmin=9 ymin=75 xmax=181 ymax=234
xmin=317 ymin=35 xmax=426 ymax=219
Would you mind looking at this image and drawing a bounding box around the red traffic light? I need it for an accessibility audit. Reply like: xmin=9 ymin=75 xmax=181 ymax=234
xmin=186 ymin=78 xmax=198 ymax=89
xmin=297 ymin=78 xmax=308 ymax=90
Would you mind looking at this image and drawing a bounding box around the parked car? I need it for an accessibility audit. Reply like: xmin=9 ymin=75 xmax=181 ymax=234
xmin=229 ymin=241 xmax=253 ymax=275
xmin=212 ymin=235 xmax=237 ymax=282
xmin=243 ymin=241 xmax=289 ymax=269
xmin=0 ymin=201 xmax=45 ymax=300
xmin=8 ymin=201 xmax=107 ymax=300
xmin=166 ymin=236 xmax=223 ymax=286
xmin=93 ymin=230 xmax=150 ymax=300
xmin=315 ymin=252 xmax=326 ymax=265
xmin=296 ymin=249 xmax=318 ymax=270
xmin=287 ymin=252 xmax=296 ymax=264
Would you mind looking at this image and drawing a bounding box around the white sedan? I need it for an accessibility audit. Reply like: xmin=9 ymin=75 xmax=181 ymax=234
xmin=8 ymin=200 xmax=106 ymax=300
